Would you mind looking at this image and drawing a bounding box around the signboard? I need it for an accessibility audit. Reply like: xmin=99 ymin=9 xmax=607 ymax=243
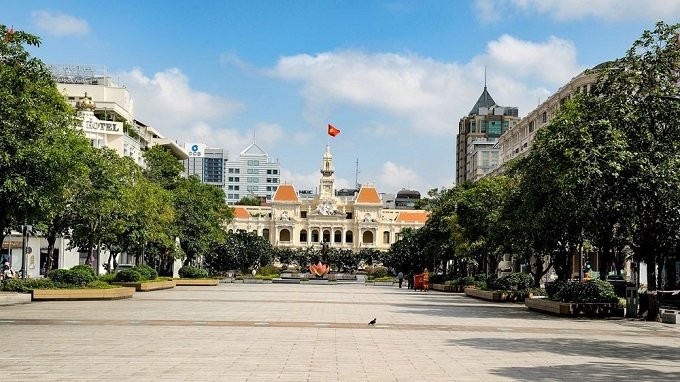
xmin=48 ymin=64 xmax=106 ymax=85
xmin=298 ymin=190 xmax=313 ymax=195
xmin=185 ymin=143 xmax=206 ymax=158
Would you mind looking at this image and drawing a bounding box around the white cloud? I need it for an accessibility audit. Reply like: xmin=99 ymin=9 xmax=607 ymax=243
xmin=474 ymin=34 xmax=583 ymax=85
xmin=270 ymin=34 xmax=582 ymax=135
xmin=478 ymin=0 xmax=680 ymax=22
xmin=474 ymin=0 xmax=502 ymax=24
xmin=116 ymin=67 xmax=244 ymax=144
xmin=374 ymin=162 xmax=422 ymax=194
xmin=32 ymin=10 xmax=89 ymax=36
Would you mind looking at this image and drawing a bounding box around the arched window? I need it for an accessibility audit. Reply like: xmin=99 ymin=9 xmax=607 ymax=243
xmin=345 ymin=231 xmax=353 ymax=243
xmin=312 ymin=229 xmax=319 ymax=242
xmin=334 ymin=230 xmax=342 ymax=243
xmin=279 ymin=229 xmax=291 ymax=242
xmin=383 ymin=231 xmax=390 ymax=244
xmin=323 ymin=230 xmax=331 ymax=243
xmin=299 ymin=229 xmax=308 ymax=243
xmin=362 ymin=231 xmax=374 ymax=244
xmin=262 ymin=229 xmax=270 ymax=242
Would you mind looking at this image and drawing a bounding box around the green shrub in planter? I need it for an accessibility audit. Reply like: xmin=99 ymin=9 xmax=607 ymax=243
xmin=70 ymin=264 xmax=95 ymax=277
xmin=114 ymin=269 xmax=143 ymax=282
xmin=47 ymin=269 xmax=71 ymax=284
xmin=132 ymin=264 xmax=158 ymax=281
xmin=458 ymin=276 xmax=476 ymax=286
xmin=98 ymin=273 xmax=117 ymax=283
xmin=178 ymin=266 xmax=209 ymax=279
xmin=365 ymin=266 xmax=389 ymax=279
xmin=67 ymin=266 xmax=97 ymax=286
xmin=1 ymin=278 xmax=58 ymax=293
xmin=556 ymin=279 xmax=618 ymax=303
xmin=492 ymin=272 xmax=534 ymax=292
xmin=258 ymin=264 xmax=280 ymax=277
xmin=545 ymin=280 xmax=566 ymax=299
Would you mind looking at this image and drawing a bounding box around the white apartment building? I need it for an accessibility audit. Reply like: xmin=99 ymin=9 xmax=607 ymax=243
xmin=225 ymin=141 xmax=281 ymax=204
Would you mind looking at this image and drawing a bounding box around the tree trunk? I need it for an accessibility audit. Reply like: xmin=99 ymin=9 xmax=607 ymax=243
xmin=45 ymin=230 xmax=57 ymax=275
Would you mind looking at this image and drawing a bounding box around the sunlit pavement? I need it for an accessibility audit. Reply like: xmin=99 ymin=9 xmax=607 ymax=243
xmin=0 ymin=283 xmax=679 ymax=381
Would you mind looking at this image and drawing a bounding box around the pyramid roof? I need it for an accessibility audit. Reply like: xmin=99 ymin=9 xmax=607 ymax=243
xmin=468 ymin=86 xmax=497 ymax=115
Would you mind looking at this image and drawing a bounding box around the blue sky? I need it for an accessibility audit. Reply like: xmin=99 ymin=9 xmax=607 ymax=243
xmin=3 ymin=1 xmax=680 ymax=195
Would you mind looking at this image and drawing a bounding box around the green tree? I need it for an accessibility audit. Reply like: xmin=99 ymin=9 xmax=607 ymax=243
xmin=173 ymin=176 xmax=233 ymax=265
xmin=0 ymin=26 xmax=79 ymax=247
xmin=142 ymin=146 xmax=184 ymax=190
xmin=585 ymin=22 xmax=680 ymax=319
xmin=236 ymin=196 xmax=262 ymax=206
xmin=205 ymin=230 xmax=272 ymax=274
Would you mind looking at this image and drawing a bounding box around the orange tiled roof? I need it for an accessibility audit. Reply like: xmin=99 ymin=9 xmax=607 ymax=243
xmin=273 ymin=184 xmax=298 ymax=202
xmin=396 ymin=211 xmax=429 ymax=223
xmin=355 ymin=186 xmax=381 ymax=204
xmin=233 ymin=207 xmax=251 ymax=219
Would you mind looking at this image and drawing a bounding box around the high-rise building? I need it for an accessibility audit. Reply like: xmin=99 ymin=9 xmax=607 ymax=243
xmin=224 ymin=141 xmax=281 ymax=204
xmin=183 ymin=145 xmax=227 ymax=188
xmin=456 ymin=85 xmax=519 ymax=184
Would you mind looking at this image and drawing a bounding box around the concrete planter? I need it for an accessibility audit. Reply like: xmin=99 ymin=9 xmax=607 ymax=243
xmin=1 ymin=292 xmax=32 ymax=305
xmin=31 ymin=287 xmax=135 ymax=301
xmin=112 ymin=280 xmax=176 ymax=292
xmin=464 ymin=287 xmax=530 ymax=302
xmin=243 ymin=278 xmax=272 ymax=284
xmin=431 ymin=284 xmax=470 ymax=293
xmin=174 ymin=279 xmax=219 ymax=286
xmin=525 ymin=296 xmax=622 ymax=317
xmin=367 ymin=281 xmax=395 ymax=286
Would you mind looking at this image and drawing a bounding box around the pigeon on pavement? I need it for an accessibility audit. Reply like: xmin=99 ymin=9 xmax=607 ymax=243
xmin=368 ymin=318 xmax=376 ymax=326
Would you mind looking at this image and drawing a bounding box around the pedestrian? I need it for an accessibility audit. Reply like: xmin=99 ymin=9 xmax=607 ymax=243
xmin=407 ymin=272 xmax=413 ymax=289
xmin=397 ymin=271 xmax=404 ymax=288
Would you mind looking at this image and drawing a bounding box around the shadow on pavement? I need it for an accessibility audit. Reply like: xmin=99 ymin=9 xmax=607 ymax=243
xmin=449 ymin=337 xmax=680 ymax=362
xmin=489 ymin=362 xmax=680 ymax=382
xmin=393 ymin=301 xmax=559 ymax=321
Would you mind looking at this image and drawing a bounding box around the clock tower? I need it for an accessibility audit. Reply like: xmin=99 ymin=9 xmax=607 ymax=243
xmin=319 ymin=145 xmax=335 ymax=199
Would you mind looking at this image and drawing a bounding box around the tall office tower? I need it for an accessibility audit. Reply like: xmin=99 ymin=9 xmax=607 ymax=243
xmin=183 ymin=144 xmax=226 ymax=188
xmin=456 ymin=84 xmax=520 ymax=184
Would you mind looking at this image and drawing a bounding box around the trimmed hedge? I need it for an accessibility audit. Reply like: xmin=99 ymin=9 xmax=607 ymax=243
xmin=490 ymin=272 xmax=534 ymax=292
xmin=114 ymin=269 xmax=144 ymax=282
xmin=48 ymin=266 xmax=97 ymax=286
xmin=554 ymin=279 xmax=618 ymax=304
xmin=1 ymin=278 xmax=58 ymax=293
xmin=178 ymin=266 xmax=209 ymax=279
xmin=132 ymin=264 xmax=158 ymax=281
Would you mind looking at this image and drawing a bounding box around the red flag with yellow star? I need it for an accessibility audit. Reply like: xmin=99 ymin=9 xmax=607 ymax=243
xmin=327 ymin=123 xmax=340 ymax=137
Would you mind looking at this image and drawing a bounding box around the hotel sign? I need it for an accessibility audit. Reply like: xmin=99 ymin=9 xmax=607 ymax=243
xmin=80 ymin=115 xmax=123 ymax=135
xmin=49 ymin=64 xmax=105 ymax=85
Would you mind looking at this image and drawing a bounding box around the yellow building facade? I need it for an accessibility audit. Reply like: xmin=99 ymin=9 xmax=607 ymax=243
xmin=228 ymin=146 xmax=428 ymax=251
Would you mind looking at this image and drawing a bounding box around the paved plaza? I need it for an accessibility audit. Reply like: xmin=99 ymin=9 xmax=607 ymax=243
xmin=1 ymin=283 xmax=679 ymax=381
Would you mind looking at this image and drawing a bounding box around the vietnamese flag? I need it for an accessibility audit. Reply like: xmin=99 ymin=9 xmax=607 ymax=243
xmin=4 ymin=25 xmax=13 ymax=43
xmin=327 ymin=123 xmax=340 ymax=137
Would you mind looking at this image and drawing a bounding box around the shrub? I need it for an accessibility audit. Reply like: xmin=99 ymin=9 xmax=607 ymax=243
xmin=258 ymin=264 xmax=280 ymax=277
xmin=132 ymin=264 xmax=158 ymax=281
xmin=365 ymin=266 xmax=389 ymax=279
xmin=98 ymin=273 xmax=117 ymax=283
xmin=47 ymin=267 xmax=96 ymax=286
xmin=114 ymin=269 xmax=143 ymax=282
xmin=490 ymin=272 xmax=534 ymax=292
xmin=47 ymin=269 xmax=70 ymax=284
xmin=86 ymin=280 xmax=117 ymax=289
xmin=67 ymin=266 xmax=98 ymax=286
xmin=178 ymin=266 xmax=209 ymax=279
xmin=71 ymin=264 xmax=96 ymax=277
xmin=1 ymin=278 xmax=58 ymax=293
xmin=545 ymin=280 xmax=566 ymax=299
xmin=555 ymin=279 xmax=618 ymax=303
